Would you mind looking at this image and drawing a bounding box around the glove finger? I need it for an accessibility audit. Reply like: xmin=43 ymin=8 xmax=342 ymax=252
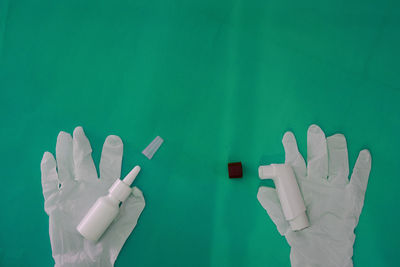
xmin=307 ymin=124 xmax=328 ymax=180
xmin=55 ymin=131 xmax=74 ymax=183
xmin=257 ymin=186 xmax=289 ymax=235
xmin=282 ymin=131 xmax=306 ymax=178
xmin=100 ymin=135 xmax=123 ymax=187
xmin=327 ymin=134 xmax=349 ymax=185
xmin=41 ymin=152 xmax=59 ymax=214
xmin=105 ymin=187 xmax=146 ymax=264
xmin=73 ymin=126 xmax=98 ymax=182
xmin=348 ymin=149 xmax=372 ymax=216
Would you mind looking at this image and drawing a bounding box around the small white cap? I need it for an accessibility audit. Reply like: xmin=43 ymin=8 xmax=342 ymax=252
xmin=142 ymin=136 xmax=163 ymax=159
xmin=258 ymin=165 xmax=275 ymax=179
xmin=289 ymin=211 xmax=309 ymax=231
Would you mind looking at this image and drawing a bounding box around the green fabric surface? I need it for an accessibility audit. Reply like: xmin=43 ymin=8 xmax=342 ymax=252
xmin=0 ymin=0 xmax=399 ymax=266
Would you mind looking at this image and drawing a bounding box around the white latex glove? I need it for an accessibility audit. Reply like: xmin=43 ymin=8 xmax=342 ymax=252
xmin=40 ymin=127 xmax=145 ymax=267
xmin=257 ymin=125 xmax=371 ymax=267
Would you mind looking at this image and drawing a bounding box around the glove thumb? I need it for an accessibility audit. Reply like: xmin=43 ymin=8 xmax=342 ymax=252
xmin=257 ymin=186 xmax=290 ymax=235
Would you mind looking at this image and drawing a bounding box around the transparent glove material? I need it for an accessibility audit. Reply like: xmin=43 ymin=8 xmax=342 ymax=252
xmin=40 ymin=127 xmax=145 ymax=267
xmin=257 ymin=125 xmax=371 ymax=267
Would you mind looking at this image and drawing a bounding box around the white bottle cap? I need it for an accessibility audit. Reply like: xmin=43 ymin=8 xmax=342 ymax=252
xmin=289 ymin=211 xmax=309 ymax=231
xmin=142 ymin=136 xmax=163 ymax=159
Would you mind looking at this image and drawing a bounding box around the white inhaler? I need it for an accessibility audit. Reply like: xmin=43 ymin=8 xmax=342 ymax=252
xmin=77 ymin=166 xmax=141 ymax=242
xmin=259 ymin=164 xmax=309 ymax=231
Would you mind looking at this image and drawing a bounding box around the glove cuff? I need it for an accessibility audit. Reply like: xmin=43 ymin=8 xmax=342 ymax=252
xmin=290 ymin=248 xmax=354 ymax=267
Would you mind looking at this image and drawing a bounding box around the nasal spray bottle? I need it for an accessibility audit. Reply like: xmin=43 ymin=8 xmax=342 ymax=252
xmin=259 ymin=164 xmax=309 ymax=231
xmin=77 ymin=166 xmax=141 ymax=242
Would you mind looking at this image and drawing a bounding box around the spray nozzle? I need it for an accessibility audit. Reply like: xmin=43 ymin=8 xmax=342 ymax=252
xmin=259 ymin=165 xmax=275 ymax=179
xmin=123 ymin=166 xmax=141 ymax=186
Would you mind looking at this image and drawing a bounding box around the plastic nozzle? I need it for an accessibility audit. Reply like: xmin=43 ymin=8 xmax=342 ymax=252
xmin=259 ymin=165 xmax=275 ymax=179
xmin=123 ymin=166 xmax=141 ymax=186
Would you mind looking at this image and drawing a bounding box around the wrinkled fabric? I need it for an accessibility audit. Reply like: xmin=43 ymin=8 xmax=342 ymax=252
xmin=257 ymin=124 xmax=371 ymax=267
xmin=41 ymin=126 xmax=145 ymax=267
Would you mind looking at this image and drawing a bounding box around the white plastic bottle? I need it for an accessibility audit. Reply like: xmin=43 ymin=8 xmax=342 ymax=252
xmin=259 ymin=164 xmax=309 ymax=231
xmin=77 ymin=166 xmax=141 ymax=242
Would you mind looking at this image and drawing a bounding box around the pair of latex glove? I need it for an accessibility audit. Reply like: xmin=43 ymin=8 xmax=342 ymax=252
xmin=41 ymin=125 xmax=371 ymax=267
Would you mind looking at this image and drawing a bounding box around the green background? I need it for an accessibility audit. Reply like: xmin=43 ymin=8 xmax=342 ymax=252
xmin=1 ymin=0 xmax=399 ymax=266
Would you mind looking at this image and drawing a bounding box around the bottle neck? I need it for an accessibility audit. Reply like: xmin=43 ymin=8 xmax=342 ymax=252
xmin=108 ymin=179 xmax=132 ymax=203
